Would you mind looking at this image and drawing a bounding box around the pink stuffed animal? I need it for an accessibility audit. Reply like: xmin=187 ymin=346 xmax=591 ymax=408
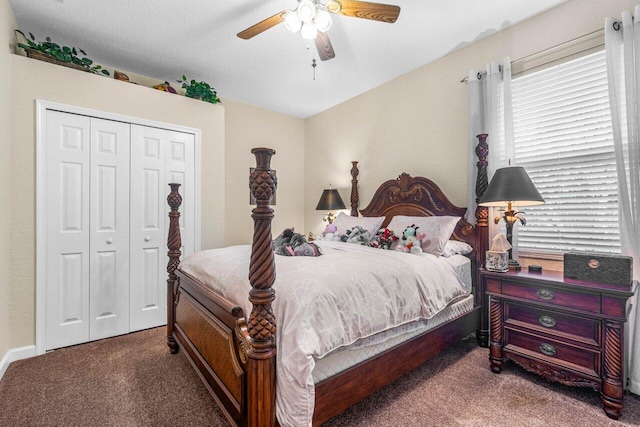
xmin=322 ymin=223 xmax=341 ymax=241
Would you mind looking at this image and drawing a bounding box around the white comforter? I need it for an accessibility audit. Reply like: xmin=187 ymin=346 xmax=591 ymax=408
xmin=179 ymin=240 xmax=469 ymax=427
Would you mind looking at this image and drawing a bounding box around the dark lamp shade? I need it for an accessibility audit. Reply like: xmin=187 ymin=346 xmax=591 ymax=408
xmin=316 ymin=188 xmax=346 ymax=211
xmin=479 ymin=166 xmax=545 ymax=207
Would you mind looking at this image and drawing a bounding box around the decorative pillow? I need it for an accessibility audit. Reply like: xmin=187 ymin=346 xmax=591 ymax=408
xmin=442 ymin=240 xmax=473 ymax=257
xmin=332 ymin=212 xmax=385 ymax=242
xmin=387 ymin=215 xmax=460 ymax=256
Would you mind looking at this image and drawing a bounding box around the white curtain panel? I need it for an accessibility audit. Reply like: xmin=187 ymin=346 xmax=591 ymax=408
xmin=467 ymin=58 xmax=514 ymax=244
xmin=605 ymin=9 xmax=640 ymax=395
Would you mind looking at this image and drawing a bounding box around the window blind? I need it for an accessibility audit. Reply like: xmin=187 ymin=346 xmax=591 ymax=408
xmin=507 ymin=50 xmax=621 ymax=254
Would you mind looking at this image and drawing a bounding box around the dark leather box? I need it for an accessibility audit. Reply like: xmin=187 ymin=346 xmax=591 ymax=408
xmin=563 ymin=252 xmax=633 ymax=286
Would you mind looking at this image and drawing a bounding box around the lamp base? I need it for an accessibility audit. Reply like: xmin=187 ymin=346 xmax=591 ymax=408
xmin=508 ymin=259 xmax=522 ymax=271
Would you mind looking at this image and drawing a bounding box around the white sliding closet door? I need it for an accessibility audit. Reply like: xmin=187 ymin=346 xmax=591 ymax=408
xmin=130 ymin=125 xmax=166 ymax=331
xmin=42 ymin=106 xmax=199 ymax=351
xmin=89 ymin=118 xmax=131 ymax=341
xmin=45 ymin=111 xmax=91 ymax=350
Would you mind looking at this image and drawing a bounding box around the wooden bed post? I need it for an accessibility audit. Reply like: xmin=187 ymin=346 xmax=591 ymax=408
xmin=167 ymin=183 xmax=182 ymax=354
xmin=474 ymin=133 xmax=490 ymax=347
xmin=350 ymin=161 xmax=359 ymax=217
xmin=474 ymin=133 xmax=489 ymax=264
xmin=247 ymin=148 xmax=278 ymax=427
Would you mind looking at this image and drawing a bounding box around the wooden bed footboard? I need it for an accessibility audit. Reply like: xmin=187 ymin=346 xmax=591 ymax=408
xmin=173 ymin=269 xmax=247 ymax=422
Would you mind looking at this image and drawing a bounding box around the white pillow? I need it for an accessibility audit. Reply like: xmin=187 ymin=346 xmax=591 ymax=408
xmin=387 ymin=215 xmax=460 ymax=256
xmin=332 ymin=212 xmax=385 ymax=242
xmin=442 ymin=240 xmax=473 ymax=257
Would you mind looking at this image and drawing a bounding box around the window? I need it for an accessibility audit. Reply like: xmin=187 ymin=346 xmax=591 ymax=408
xmin=507 ymin=50 xmax=621 ymax=255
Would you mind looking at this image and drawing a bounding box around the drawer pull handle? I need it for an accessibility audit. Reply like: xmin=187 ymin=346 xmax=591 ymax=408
xmin=536 ymin=289 xmax=554 ymax=300
xmin=539 ymin=343 xmax=557 ymax=357
xmin=539 ymin=315 xmax=557 ymax=328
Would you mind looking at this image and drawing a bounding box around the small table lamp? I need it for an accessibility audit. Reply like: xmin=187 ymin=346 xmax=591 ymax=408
xmin=315 ymin=186 xmax=346 ymax=224
xmin=479 ymin=166 xmax=544 ymax=270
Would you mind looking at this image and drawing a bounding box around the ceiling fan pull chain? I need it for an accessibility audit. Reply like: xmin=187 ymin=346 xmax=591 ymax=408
xmin=312 ymin=58 xmax=317 ymax=80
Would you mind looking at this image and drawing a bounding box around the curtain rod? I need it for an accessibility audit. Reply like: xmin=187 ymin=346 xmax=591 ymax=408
xmin=459 ymin=28 xmax=605 ymax=83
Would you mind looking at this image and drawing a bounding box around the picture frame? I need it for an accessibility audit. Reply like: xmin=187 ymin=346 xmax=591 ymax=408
xmin=249 ymin=167 xmax=277 ymax=205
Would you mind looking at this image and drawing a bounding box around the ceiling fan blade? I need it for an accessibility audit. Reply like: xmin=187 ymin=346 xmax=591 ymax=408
xmin=315 ymin=32 xmax=336 ymax=61
xmin=237 ymin=11 xmax=287 ymax=40
xmin=336 ymin=0 xmax=400 ymax=23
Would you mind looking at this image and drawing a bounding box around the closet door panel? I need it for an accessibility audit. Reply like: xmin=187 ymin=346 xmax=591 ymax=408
xmin=89 ymin=118 xmax=131 ymax=340
xmin=130 ymin=125 xmax=166 ymax=331
xmin=165 ymin=131 xmax=195 ymax=258
xmin=45 ymin=111 xmax=91 ymax=350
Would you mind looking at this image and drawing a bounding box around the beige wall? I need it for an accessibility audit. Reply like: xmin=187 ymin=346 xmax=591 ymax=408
xmin=0 ymin=0 xmax=17 ymax=359
xmin=224 ymin=99 xmax=305 ymax=246
xmin=304 ymin=0 xmax=638 ymax=237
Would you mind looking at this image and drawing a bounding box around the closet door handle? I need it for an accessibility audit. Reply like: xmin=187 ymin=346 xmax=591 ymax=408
xmin=106 ymin=238 xmax=113 ymax=244
xmin=144 ymin=236 xmax=151 ymax=242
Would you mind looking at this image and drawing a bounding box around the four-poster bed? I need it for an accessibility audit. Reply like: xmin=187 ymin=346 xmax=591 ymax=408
xmin=166 ymin=145 xmax=490 ymax=426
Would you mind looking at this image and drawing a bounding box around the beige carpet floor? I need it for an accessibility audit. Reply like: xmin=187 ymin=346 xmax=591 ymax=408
xmin=0 ymin=327 xmax=638 ymax=426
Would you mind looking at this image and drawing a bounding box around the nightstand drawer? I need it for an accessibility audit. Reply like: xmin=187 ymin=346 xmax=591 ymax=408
xmin=502 ymin=281 xmax=601 ymax=313
xmin=504 ymin=302 xmax=600 ymax=347
xmin=505 ymin=329 xmax=600 ymax=377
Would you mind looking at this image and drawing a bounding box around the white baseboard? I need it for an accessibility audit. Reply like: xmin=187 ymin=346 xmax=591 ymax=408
xmin=0 ymin=345 xmax=36 ymax=380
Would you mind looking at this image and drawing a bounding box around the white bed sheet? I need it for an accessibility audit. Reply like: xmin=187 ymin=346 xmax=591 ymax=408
xmin=179 ymin=241 xmax=471 ymax=427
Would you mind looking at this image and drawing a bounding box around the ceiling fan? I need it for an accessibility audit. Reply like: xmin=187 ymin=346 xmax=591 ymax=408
xmin=237 ymin=0 xmax=401 ymax=61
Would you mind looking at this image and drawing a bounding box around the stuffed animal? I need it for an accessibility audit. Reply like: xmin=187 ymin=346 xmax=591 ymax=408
xmin=272 ymin=228 xmax=322 ymax=256
xmin=322 ymin=223 xmax=338 ymax=241
xmin=369 ymin=228 xmax=398 ymax=250
xmin=341 ymin=225 xmax=371 ymax=245
xmin=396 ymin=224 xmax=426 ymax=254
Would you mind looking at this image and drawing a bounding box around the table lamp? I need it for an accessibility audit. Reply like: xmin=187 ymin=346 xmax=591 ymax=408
xmin=315 ymin=186 xmax=346 ymax=224
xmin=479 ymin=166 xmax=544 ymax=270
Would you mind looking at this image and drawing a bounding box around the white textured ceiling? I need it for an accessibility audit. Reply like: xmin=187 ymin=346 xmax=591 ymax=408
xmin=9 ymin=0 xmax=566 ymax=118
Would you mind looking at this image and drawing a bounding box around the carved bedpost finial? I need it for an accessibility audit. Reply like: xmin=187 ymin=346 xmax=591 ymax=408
xmin=247 ymin=147 xmax=277 ymax=427
xmin=166 ymin=183 xmax=182 ymax=354
xmin=474 ymin=133 xmax=489 ymax=266
xmin=167 ymin=183 xmax=183 ymax=263
xmin=350 ymin=161 xmax=359 ymax=217
xmin=475 ymin=134 xmax=489 ymax=204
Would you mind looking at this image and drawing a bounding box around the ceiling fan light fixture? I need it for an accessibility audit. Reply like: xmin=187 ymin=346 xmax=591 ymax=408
xmin=284 ymin=10 xmax=302 ymax=33
xmin=297 ymin=0 xmax=316 ymax=23
xmin=301 ymin=21 xmax=318 ymax=40
xmin=315 ymin=9 xmax=332 ymax=32
xmin=326 ymin=0 xmax=342 ymax=14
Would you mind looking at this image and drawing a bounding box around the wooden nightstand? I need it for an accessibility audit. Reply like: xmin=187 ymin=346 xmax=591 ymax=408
xmin=481 ymin=269 xmax=637 ymax=420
